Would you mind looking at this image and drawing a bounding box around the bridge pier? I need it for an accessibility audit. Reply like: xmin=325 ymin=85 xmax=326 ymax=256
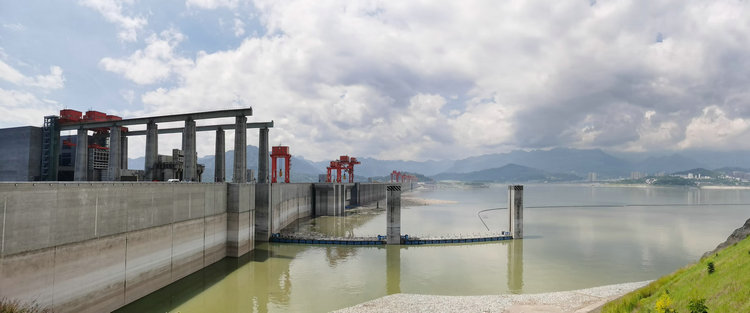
xmin=215 ymin=128 xmax=225 ymax=182
xmin=107 ymin=126 xmax=121 ymax=181
xmin=258 ymin=127 xmax=269 ymax=183
xmin=144 ymin=121 xmax=158 ymax=181
xmin=182 ymin=118 xmax=197 ymax=181
xmin=74 ymin=128 xmax=88 ymax=181
xmin=120 ymin=135 xmax=128 ymax=170
xmin=387 ymin=185 xmax=401 ymax=245
xmin=509 ymin=185 xmax=523 ymax=239
xmin=233 ymin=116 xmax=247 ymax=183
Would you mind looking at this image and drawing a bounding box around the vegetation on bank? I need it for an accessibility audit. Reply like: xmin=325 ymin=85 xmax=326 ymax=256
xmin=0 ymin=299 xmax=53 ymax=313
xmin=602 ymin=235 xmax=750 ymax=312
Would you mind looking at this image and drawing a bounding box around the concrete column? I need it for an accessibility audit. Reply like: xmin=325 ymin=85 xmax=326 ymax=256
xmin=183 ymin=118 xmax=197 ymax=182
xmin=386 ymin=185 xmax=401 ymax=245
xmin=258 ymin=127 xmax=269 ymax=184
xmin=254 ymin=183 xmax=271 ymax=241
xmin=215 ymin=128 xmax=225 ymax=182
xmin=233 ymin=116 xmax=247 ymax=183
xmin=120 ymin=135 xmax=128 ymax=170
xmin=107 ymin=126 xmax=121 ymax=181
xmin=144 ymin=121 xmax=158 ymax=181
xmin=74 ymin=128 xmax=88 ymax=181
xmin=508 ymin=185 xmax=523 ymax=239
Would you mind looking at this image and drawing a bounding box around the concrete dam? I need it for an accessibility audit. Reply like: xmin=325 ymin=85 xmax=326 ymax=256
xmin=0 ymin=181 xmax=397 ymax=313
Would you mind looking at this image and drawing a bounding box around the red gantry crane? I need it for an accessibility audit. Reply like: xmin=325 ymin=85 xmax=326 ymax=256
xmin=326 ymin=155 xmax=360 ymax=183
xmin=270 ymin=146 xmax=291 ymax=183
xmin=391 ymin=170 xmax=417 ymax=183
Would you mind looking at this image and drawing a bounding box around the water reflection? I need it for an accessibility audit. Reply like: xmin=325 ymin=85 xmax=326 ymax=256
xmin=117 ymin=185 xmax=750 ymax=313
xmin=507 ymin=240 xmax=523 ymax=294
xmin=386 ymin=246 xmax=401 ymax=294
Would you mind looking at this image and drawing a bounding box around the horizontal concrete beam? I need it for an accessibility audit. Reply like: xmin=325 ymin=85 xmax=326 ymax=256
xmin=123 ymin=121 xmax=274 ymax=137
xmin=59 ymin=108 xmax=253 ymax=130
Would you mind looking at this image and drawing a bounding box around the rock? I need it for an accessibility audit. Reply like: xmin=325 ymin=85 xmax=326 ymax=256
xmin=702 ymin=217 xmax=750 ymax=259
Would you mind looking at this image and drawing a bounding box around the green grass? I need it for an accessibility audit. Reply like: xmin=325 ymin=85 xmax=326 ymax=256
xmin=0 ymin=299 xmax=53 ymax=313
xmin=602 ymin=236 xmax=750 ymax=312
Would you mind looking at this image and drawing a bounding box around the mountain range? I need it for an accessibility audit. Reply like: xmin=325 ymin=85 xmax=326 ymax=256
xmin=128 ymin=147 xmax=750 ymax=182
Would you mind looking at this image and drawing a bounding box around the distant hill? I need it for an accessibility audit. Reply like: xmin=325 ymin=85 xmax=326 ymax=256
xmin=713 ymin=167 xmax=750 ymax=174
xmin=126 ymin=147 xmax=750 ymax=182
xmin=441 ymin=148 xmax=629 ymax=178
xmin=634 ymin=154 xmax=706 ymax=174
xmin=672 ymin=168 xmax=719 ymax=178
xmin=368 ymin=172 xmax=434 ymax=183
xmin=314 ymin=157 xmax=453 ymax=177
xmin=433 ymin=163 xmax=581 ymax=182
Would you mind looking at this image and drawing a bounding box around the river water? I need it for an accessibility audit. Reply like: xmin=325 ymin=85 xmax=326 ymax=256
xmin=117 ymin=183 xmax=750 ymax=313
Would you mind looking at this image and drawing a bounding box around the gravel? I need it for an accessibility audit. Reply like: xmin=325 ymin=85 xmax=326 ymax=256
xmin=333 ymin=281 xmax=650 ymax=313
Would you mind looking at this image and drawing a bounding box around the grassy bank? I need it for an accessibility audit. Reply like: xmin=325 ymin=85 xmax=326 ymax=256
xmin=602 ymin=235 xmax=750 ymax=312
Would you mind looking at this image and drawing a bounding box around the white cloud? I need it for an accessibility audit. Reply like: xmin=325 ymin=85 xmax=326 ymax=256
xmin=99 ymin=29 xmax=193 ymax=84
xmin=0 ymin=88 xmax=60 ymax=127
xmin=679 ymin=106 xmax=750 ymax=150
xmin=233 ymin=18 xmax=245 ymax=37
xmin=186 ymin=0 xmax=239 ymax=10
xmin=0 ymin=60 xmax=64 ymax=91
xmin=79 ymin=0 xmax=147 ymax=42
xmin=2 ymin=23 xmax=25 ymax=31
xmin=91 ymin=0 xmax=750 ymax=160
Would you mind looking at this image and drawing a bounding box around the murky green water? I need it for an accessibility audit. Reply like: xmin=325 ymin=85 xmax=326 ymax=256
xmin=117 ymin=184 xmax=750 ymax=313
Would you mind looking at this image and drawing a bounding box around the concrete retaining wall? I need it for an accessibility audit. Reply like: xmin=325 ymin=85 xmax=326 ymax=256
xmin=352 ymin=183 xmax=387 ymax=207
xmin=227 ymin=183 xmax=255 ymax=256
xmin=255 ymin=183 xmax=314 ymax=241
xmin=0 ymin=181 xmax=395 ymax=312
xmin=0 ymin=182 xmax=229 ymax=313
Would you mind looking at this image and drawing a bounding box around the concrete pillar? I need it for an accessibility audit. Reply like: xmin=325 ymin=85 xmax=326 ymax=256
xmin=508 ymin=185 xmax=523 ymax=239
xmin=507 ymin=239 xmax=523 ymax=293
xmin=107 ymin=126 xmax=121 ymax=181
xmin=120 ymin=135 xmax=128 ymax=170
xmin=386 ymin=185 xmax=401 ymax=245
xmin=233 ymin=116 xmax=247 ymax=183
xmin=258 ymin=127 xmax=269 ymax=184
xmin=183 ymin=118 xmax=197 ymax=182
xmin=144 ymin=121 xmax=158 ymax=181
xmin=255 ymin=183 xmax=271 ymax=241
xmin=74 ymin=128 xmax=88 ymax=181
xmin=215 ymin=128 xmax=225 ymax=182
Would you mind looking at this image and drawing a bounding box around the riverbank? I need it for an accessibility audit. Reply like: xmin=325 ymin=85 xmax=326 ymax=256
xmin=335 ymin=281 xmax=650 ymax=313
xmin=402 ymin=196 xmax=458 ymax=206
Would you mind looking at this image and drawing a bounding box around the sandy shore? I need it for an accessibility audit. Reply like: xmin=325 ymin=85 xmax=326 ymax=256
xmin=699 ymin=185 xmax=750 ymax=190
xmin=402 ymin=196 xmax=458 ymax=206
xmin=334 ymin=281 xmax=650 ymax=313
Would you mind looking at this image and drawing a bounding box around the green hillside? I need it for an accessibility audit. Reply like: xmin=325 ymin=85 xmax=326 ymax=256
xmin=602 ymin=235 xmax=750 ymax=312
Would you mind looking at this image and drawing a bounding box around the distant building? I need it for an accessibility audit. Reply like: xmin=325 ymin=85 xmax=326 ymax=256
xmin=630 ymin=171 xmax=645 ymax=180
xmin=0 ymin=126 xmax=42 ymax=181
xmin=152 ymin=149 xmax=205 ymax=182
xmin=587 ymin=172 xmax=597 ymax=182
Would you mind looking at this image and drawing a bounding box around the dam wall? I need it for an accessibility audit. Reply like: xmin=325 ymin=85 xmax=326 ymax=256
xmin=0 ymin=181 xmax=391 ymax=312
xmin=352 ymin=183 xmax=387 ymax=206
xmin=255 ymin=183 xmax=314 ymax=241
xmin=0 ymin=182 xmax=232 ymax=313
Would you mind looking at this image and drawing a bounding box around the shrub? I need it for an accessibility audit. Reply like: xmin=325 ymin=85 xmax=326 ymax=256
xmin=688 ymin=298 xmax=708 ymax=313
xmin=655 ymin=293 xmax=678 ymax=313
xmin=707 ymin=262 xmax=715 ymax=274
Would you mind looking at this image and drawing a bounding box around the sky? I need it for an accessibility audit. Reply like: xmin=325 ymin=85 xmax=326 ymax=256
xmin=1 ymin=0 xmax=750 ymax=162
